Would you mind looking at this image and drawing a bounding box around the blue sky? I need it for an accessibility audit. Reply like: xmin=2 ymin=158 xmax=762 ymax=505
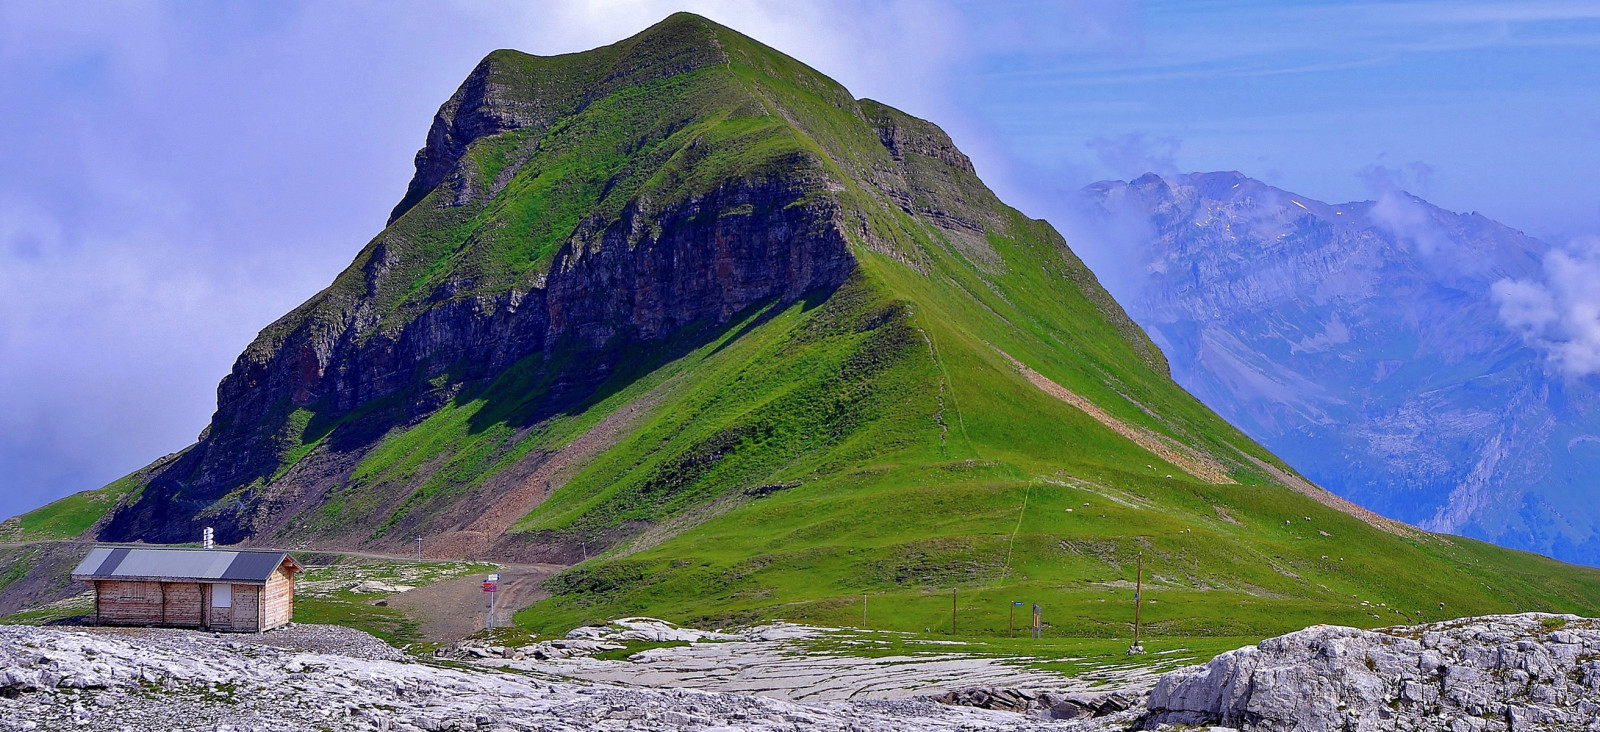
xmin=2 ymin=0 xmax=1599 ymax=520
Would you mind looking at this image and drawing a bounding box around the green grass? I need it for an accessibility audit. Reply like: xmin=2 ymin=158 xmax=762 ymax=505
xmin=290 ymin=557 xmax=498 ymax=649
xmin=290 ymin=595 xmax=422 ymax=647
xmin=1 ymin=594 xmax=95 ymax=626
xmin=1 ymin=471 xmax=145 ymax=541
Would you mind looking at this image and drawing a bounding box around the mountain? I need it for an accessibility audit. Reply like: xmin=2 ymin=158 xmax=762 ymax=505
xmin=1079 ymin=171 xmax=1600 ymax=565
xmin=8 ymin=15 xmax=1600 ymax=638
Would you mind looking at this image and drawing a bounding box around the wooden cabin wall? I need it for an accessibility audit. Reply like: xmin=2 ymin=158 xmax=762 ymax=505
xmin=231 ymin=584 xmax=261 ymax=631
xmin=94 ymin=580 xmax=164 ymax=626
xmin=161 ymin=582 xmax=203 ymax=627
xmin=263 ymin=565 xmax=294 ymax=629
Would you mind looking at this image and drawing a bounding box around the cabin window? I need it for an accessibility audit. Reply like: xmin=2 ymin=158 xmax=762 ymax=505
xmin=212 ymin=583 xmax=232 ymax=608
xmin=122 ymin=583 xmax=146 ymax=601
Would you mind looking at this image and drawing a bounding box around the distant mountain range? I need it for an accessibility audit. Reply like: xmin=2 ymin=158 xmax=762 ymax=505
xmin=1080 ymin=171 xmax=1600 ymax=565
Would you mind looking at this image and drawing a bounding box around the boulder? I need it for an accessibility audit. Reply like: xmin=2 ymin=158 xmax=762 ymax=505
xmin=1144 ymin=613 xmax=1600 ymax=731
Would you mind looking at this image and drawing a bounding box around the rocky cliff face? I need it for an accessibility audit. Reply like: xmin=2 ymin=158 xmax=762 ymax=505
xmin=1080 ymin=172 xmax=1600 ymax=565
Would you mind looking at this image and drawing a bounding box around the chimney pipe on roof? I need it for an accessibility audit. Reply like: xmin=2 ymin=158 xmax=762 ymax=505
xmin=203 ymin=527 xmax=214 ymax=550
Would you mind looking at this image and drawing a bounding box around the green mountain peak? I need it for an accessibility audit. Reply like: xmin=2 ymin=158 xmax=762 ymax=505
xmin=8 ymin=13 xmax=1600 ymax=642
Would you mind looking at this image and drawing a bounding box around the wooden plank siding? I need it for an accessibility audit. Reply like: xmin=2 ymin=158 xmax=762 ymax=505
xmin=262 ymin=565 xmax=294 ymax=630
xmin=93 ymin=580 xmax=167 ymax=626
xmin=162 ymin=582 xmax=204 ymax=627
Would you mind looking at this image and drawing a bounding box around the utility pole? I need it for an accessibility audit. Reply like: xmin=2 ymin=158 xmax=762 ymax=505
xmin=1009 ymin=601 xmax=1016 ymax=638
xmin=415 ymin=536 xmax=422 ymax=561
xmin=1128 ymin=552 xmax=1146 ymax=654
xmin=862 ymin=594 xmax=867 ymax=628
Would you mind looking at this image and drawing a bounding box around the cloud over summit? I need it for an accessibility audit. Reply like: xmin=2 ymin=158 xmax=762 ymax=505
xmin=1494 ymin=236 xmax=1600 ymax=378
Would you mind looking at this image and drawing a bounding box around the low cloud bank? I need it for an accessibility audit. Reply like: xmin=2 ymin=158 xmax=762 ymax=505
xmin=1493 ymin=236 xmax=1600 ymax=378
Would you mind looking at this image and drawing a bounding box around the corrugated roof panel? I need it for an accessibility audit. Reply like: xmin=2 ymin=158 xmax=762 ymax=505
xmin=71 ymin=547 xmax=113 ymax=576
xmin=112 ymin=549 xmax=237 ymax=579
xmin=96 ymin=547 xmax=132 ymax=576
xmin=220 ymin=552 xmax=286 ymax=581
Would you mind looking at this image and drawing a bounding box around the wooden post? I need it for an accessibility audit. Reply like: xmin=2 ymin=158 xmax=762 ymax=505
xmin=862 ymin=594 xmax=867 ymax=628
xmin=951 ymin=587 xmax=957 ymax=635
xmin=1126 ymin=552 xmax=1146 ymax=655
xmin=1134 ymin=552 xmax=1143 ymax=647
xmin=1009 ymin=602 xmax=1015 ymax=638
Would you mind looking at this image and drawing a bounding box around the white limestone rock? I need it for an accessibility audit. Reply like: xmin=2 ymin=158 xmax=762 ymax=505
xmin=1145 ymin=613 xmax=1600 ymax=731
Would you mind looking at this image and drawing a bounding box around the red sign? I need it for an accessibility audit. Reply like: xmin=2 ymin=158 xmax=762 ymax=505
xmin=482 ymin=581 xmax=498 ymax=593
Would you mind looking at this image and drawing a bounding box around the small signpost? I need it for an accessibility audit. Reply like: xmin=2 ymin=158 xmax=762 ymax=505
xmin=1031 ymin=603 xmax=1042 ymax=639
xmin=483 ymin=573 xmax=500 ymax=630
xmin=1010 ymin=601 xmax=1025 ymax=637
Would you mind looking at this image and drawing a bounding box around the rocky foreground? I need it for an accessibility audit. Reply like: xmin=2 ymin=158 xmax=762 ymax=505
xmin=2 ymin=614 xmax=1598 ymax=731
xmin=441 ymin=618 xmax=1171 ymax=703
xmin=1145 ymin=614 xmax=1600 ymax=731
xmin=0 ymin=623 xmax=1126 ymax=732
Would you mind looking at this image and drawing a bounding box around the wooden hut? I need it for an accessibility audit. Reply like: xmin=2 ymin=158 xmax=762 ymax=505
xmin=72 ymin=546 xmax=301 ymax=632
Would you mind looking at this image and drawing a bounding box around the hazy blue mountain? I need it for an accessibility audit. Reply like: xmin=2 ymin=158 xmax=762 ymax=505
xmin=1080 ymin=171 xmax=1600 ymax=565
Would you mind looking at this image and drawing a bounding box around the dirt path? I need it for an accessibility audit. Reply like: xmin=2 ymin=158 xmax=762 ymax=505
xmin=387 ymin=562 xmax=563 ymax=642
xmin=424 ymin=379 xmax=675 ymax=560
xmin=997 ymin=349 xmax=1235 ymax=484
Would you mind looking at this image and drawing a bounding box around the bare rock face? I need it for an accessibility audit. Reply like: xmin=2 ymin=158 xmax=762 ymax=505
xmin=1143 ymin=613 xmax=1600 ymax=731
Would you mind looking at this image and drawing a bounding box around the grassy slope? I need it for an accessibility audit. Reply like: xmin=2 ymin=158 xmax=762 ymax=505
xmin=515 ymin=246 xmax=1600 ymax=639
xmin=1 ymin=471 xmax=146 ymax=542
xmin=504 ymin=16 xmax=1600 ymax=639
xmin=13 ymin=14 xmax=1600 ymax=649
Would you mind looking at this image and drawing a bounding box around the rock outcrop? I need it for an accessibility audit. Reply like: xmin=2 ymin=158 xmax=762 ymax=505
xmin=0 ymin=624 xmax=1117 ymax=732
xmin=937 ymin=687 xmax=1136 ymax=721
xmin=1143 ymin=613 xmax=1600 ymax=731
xmin=4 ymin=613 xmax=1598 ymax=731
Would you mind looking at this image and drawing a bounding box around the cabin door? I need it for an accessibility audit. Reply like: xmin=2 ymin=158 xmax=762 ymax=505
xmin=209 ymin=583 xmax=233 ymax=629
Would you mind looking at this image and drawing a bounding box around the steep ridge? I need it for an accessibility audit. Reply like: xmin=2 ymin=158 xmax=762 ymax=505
xmin=9 ymin=15 xmax=1600 ymax=640
xmin=1079 ymin=172 xmax=1600 ymax=566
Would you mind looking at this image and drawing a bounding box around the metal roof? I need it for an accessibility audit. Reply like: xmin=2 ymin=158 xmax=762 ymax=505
xmin=72 ymin=546 xmax=299 ymax=583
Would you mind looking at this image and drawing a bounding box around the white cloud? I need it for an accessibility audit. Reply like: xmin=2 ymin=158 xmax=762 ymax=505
xmin=1493 ymin=236 xmax=1600 ymax=378
xmin=1359 ymin=162 xmax=1452 ymax=257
